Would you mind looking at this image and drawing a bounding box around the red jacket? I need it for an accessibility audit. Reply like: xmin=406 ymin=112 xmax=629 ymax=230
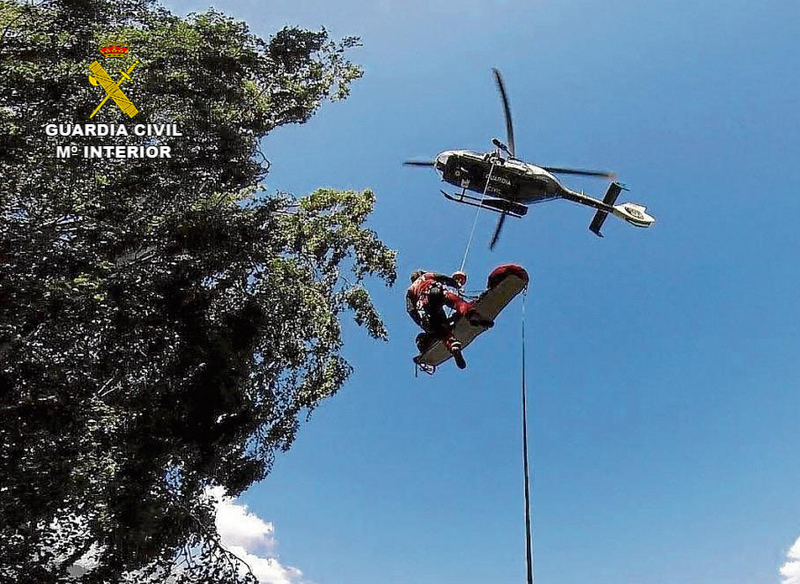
xmin=406 ymin=272 xmax=461 ymax=326
xmin=407 ymin=272 xmax=459 ymax=302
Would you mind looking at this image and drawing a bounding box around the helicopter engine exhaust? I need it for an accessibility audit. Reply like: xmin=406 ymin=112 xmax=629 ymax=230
xmin=491 ymin=137 xmax=510 ymax=155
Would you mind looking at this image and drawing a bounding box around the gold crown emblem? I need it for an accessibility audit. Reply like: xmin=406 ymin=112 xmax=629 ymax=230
xmin=99 ymin=41 xmax=129 ymax=58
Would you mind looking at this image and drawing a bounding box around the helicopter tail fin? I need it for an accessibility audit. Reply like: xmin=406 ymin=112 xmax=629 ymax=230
xmin=589 ymin=182 xmax=623 ymax=237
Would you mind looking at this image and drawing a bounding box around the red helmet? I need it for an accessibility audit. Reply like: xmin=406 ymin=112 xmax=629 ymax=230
xmin=452 ymin=271 xmax=467 ymax=286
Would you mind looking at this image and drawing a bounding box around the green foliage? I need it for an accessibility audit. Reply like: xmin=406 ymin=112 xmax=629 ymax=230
xmin=0 ymin=0 xmax=395 ymax=581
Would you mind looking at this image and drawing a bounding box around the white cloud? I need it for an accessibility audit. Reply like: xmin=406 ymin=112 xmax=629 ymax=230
xmin=211 ymin=486 xmax=275 ymax=550
xmin=781 ymin=536 xmax=800 ymax=584
xmin=208 ymin=487 xmax=304 ymax=584
xmin=65 ymin=489 xmax=303 ymax=584
xmin=226 ymin=545 xmax=304 ymax=584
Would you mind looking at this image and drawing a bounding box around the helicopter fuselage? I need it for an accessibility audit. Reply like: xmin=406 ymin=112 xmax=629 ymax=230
xmin=433 ymin=150 xmax=570 ymax=205
xmin=431 ymin=149 xmax=655 ymax=232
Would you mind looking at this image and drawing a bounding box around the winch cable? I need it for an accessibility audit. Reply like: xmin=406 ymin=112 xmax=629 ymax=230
xmin=456 ymin=161 xmax=535 ymax=584
xmin=520 ymin=290 xmax=535 ymax=584
xmin=459 ymin=161 xmax=497 ymax=274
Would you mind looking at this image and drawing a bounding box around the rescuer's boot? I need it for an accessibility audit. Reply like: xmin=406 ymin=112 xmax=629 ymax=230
xmin=447 ymin=338 xmax=467 ymax=369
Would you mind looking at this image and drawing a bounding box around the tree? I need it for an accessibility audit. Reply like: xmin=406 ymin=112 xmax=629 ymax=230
xmin=0 ymin=0 xmax=396 ymax=581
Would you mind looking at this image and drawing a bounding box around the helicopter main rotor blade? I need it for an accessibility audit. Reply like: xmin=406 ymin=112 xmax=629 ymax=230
xmin=403 ymin=160 xmax=436 ymax=167
xmin=492 ymin=69 xmax=516 ymax=158
xmin=541 ymin=166 xmax=617 ymax=179
xmin=489 ymin=211 xmax=507 ymax=250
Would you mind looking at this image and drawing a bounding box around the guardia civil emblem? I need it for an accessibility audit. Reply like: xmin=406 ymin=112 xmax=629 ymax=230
xmin=88 ymin=39 xmax=140 ymax=119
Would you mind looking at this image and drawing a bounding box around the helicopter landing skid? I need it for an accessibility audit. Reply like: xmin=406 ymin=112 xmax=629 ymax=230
xmin=441 ymin=190 xmax=527 ymax=218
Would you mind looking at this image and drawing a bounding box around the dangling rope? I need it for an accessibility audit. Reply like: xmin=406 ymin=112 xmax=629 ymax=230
xmin=520 ymin=290 xmax=535 ymax=584
xmin=459 ymin=161 xmax=497 ymax=273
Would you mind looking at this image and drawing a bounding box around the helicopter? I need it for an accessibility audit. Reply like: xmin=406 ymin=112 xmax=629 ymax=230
xmin=404 ymin=69 xmax=655 ymax=248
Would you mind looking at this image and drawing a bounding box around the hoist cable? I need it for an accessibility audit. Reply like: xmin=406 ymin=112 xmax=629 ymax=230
xmin=459 ymin=161 xmax=496 ymax=274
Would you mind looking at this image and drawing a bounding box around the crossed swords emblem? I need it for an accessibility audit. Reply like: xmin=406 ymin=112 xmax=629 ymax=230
xmin=88 ymin=60 xmax=140 ymax=118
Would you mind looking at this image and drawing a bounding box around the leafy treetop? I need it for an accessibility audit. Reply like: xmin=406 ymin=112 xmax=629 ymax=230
xmin=0 ymin=0 xmax=396 ymax=581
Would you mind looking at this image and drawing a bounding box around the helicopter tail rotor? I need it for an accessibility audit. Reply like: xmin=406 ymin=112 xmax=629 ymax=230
xmin=612 ymin=203 xmax=655 ymax=229
xmin=589 ymin=182 xmax=655 ymax=236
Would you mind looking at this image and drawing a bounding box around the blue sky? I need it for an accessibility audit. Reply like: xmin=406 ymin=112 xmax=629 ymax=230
xmin=164 ymin=1 xmax=800 ymax=582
